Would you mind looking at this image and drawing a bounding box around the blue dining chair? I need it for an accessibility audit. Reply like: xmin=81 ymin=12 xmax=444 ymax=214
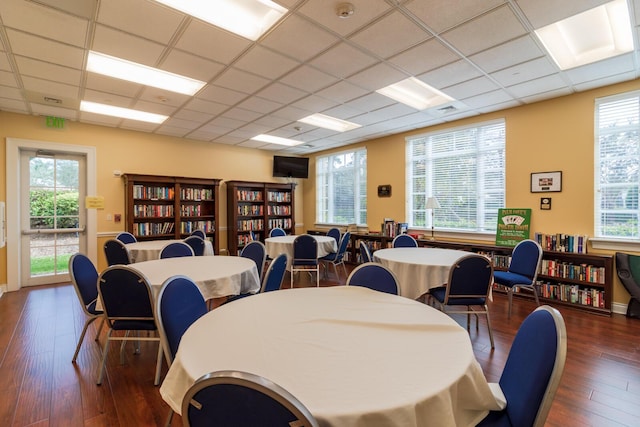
xmin=346 ymin=262 xmax=399 ymax=295
xmin=392 ymin=234 xmax=418 ymax=248
xmin=190 ymin=229 xmax=206 ymax=240
xmin=182 ymin=370 xmax=319 ymax=427
xmin=69 ymin=253 xmax=104 ymax=362
xmin=240 ymin=240 xmax=267 ymax=281
xmin=320 ymin=231 xmax=350 ymax=281
xmin=104 ymin=239 xmax=131 ymax=266
xmin=225 ymin=253 xmax=288 ymax=304
xmin=326 ymin=227 xmax=341 ymax=247
xmin=184 ymin=235 xmax=206 ymax=256
xmin=359 ymin=241 xmax=373 ymax=263
xmin=476 ymin=305 xmax=567 ymax=427
xmin=270 ymin=227 xmax=286 ymax=237
xmin=160 ymin=241 xmax=194 ymax=259
xmin=115 ymin=231 xmax=137 ymax=243
xmin=291 ymin=234 xmax=319 ymax=288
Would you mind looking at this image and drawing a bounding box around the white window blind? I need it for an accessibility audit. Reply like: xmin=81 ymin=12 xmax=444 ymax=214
xmin=406 ymin=120 xmax=505 ymax=232
xmin=316 ymin=148 xmax=367 ymax=225
xmin=595 ymin=91 xmax=640 ymax=239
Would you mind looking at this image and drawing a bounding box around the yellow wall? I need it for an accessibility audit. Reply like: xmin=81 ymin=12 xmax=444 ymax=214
xmin=303 ymin=79 xmax=640 ymax=306
xmin=0 ymin=112 xmax=304 ymax=276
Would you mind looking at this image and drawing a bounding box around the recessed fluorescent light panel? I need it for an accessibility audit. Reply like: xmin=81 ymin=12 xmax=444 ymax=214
xmin=298 ymin=114 xmax=361 ymax=132
xmin=86 ymin=51 xmax=206 ymax=96
xmin=152 ymin=0 xmax=287 ymax=41
xmin=80 ymin=101 xmax=168 ymax=124
xmin=535 ymin=0 xmax=633 ymax=70
xmin=251 ymin=134 xmax=304 ymax=146
xmin=376 ymin=77 xmax=454 ymax=110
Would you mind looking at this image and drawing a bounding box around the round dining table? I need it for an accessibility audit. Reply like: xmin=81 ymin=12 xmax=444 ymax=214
xmin=128 ymin=255 xmax=260 ymax=301
xmin=125 ymin=239 xmax=214 ymax=262
xmin=159 ymin=286 xmax=503 ymax=427
xmin=374 ymin=247 xmax=476 ymax=299
xmin=265 ymin=235 xmax=337 ymax=267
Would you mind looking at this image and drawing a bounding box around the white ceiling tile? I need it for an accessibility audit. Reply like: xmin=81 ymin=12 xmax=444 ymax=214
xmin=213 ymin=68 xmax=271 ymax=95
xmin=469 ymin=35 xmax=545 ymax=74
xmin=182 ymin=98 xmax=228 ymax=116
xmin=0 ymin=52 xmax=10 ymax=71
xmin=440 ymin=5 xmax=528 ymax=56
xmin=254 ymin=115 xmax=291 ymax=129
xmin=309 ymin=42 xmax=378 ymax=78
xmin=444 ymin=76 xmax=499 ymax=99
xmin=315 ymin=81 xmax=369 ymax=104
xmin=462 ymin=89 xmax=516 ymax=110
xmin=0 ymin=97 xmax=28 ymax=112
xmin=565 ymin=53 xmax=637 ymax=85
xmin=160 ymin=117 xmax=201 ymax=130
xmin=1 ymin=85 xmax=24 ymax=100
xmin=97 ymin=0 xmax=184 ymax=44
xmin=22 ymin=75 xmax=79 ymax=100
xmin=298 ymin=0 xmax=394 ymax=36
xmin=133 ymin=99 xmax=178 ymax=115
xmin=92 ymin=24 xmax=165 ymax=66
xmin=279 ymin=65 xmax=339 ymax=92
xmin=405 ymin=0 xmax=505 ymax=33
xmin=261 ymin=15 xmax=339 ymax=62
xmin=84 ymin=74 xmax=144 ymax=99
xmin=236 ymin=96 xmax=283 ymax=115
xmin=388 ymin=38 xmax=460 ymax=76
xmin=520 ymin=87 xmax=574 ymax=104
xmin=6 ymin=29 xmax=84 ymax=69
xmin=490 ymin=57 xmax=557 ymax=87
xmin=120 ymin=119 xmax=160 ymax=132
xmin=222 ymin=107 xmax=262 ymax=122
xmin=29 ymin=102 xmax=77 ymax=119
xmin=15 ymin=56 xmax=81 ymax=86
xmin=348 ymin=62 xmax=409 ymax=91
xmin=516 ymin=0 xmax=608 ymax=28
xmin=196 ymin=84 xmax=247 ymax=106
xmin=343 ymin=92 xmax=394 ymax=113
xmin=349 ymin=11 xmax=429 ymax=58
xmin=138 ymin=86 xmax=190 ymax=107
xmin=160 ymin=50 xmax=225 ymax=82
xmin=256 ymin=82 xmax=308 ymax=104
xmin=175 ymin=19 xmax=252 ymax=65
xmin=173 ymin=108 xmax=214 ymax=124
xmin=573 ymin=71 xmax=639 ymax=92
xmin=156 ymin=125 xmax=190 ymax=137
xmin=0 ymin=0 xmax=88 ymax=47
xmin=0 ymin=70 xmax=17 ymax=87
xmin=272 ymin=105 xmax=314 ymax=121
xmin=507 ymin=74 xmax=568 ymax=98
xmin=234 ymin=46 xmax=300 ymax=80
xmin=82 ymin=88 xmax=135 ymax=108
xmin=418 ymin=60 xmax=483 ymax=89
xmin=79 ymin=111 xmax=122 ymax=127
xmin=291 ymin=94 xmax=339 ymax=112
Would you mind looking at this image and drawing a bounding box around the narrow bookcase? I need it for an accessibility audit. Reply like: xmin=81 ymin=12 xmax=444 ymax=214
xmin=315 ymin=231 xmax=613 ymax=316
xmin=226 ymin=180 xmax=295 ymax=255
xmin=123 ymin=174 xmax=221 ymax=253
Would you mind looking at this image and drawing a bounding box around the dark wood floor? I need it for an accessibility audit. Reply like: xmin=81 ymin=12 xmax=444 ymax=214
xmin=1 ymin=268 xmax=640 ymax=426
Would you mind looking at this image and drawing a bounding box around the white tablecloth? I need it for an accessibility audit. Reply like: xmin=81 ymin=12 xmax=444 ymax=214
xmin=160 ymin=286 xmax=502 ymax=427
xmin=128 ymin=256 xmax=259 ymax=301
xmin=374 ymin=247 xmax=476 ymax=300
xmin=126 ymin=239 xmax=214 ymax=262
xmin=265 ymin=235 xmax=337 ymax=267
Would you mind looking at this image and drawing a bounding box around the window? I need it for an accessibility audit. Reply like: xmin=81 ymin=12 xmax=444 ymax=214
xmin=595 ymin=91 xmax=640 ymax=239
xmin=316 ymin=148 xmax=367 ymax=225
xmin=406 ymin=120 xmax=505 ymax=232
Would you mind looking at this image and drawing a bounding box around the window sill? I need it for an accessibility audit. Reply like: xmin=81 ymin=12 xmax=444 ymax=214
xmin=590 ymin=237 xmax=640 ymax=252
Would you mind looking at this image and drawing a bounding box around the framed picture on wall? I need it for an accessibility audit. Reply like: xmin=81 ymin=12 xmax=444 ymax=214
xmin=531 ymin=171 xmax=562 ymax=193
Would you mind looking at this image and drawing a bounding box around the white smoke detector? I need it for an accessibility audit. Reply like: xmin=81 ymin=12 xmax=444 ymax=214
xmin=336 ymin=3 xmax=354 ymax=19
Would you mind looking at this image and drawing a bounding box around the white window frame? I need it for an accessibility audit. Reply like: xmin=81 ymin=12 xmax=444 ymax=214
xmin=405 ymin=119 xmax=505 ymax=235
xmin=315 ymin=148 xmax=367 ymax=226
xmin=593 ymin=90 xmax=640 ymax=251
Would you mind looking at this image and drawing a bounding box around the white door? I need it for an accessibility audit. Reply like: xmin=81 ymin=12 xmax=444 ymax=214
xmin=19 ymin=149 xmax=87 ymax=286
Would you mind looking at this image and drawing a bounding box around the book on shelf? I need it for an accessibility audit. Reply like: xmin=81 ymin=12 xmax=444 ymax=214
xmin=534 ymin=232 xmax=588 ymax=253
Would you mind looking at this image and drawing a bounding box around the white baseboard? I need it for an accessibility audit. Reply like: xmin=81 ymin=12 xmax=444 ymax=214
xmin=0 ymin=284 xmax=7 ymax=298
xmin=612 ymin=302 xmax=628 ymax=315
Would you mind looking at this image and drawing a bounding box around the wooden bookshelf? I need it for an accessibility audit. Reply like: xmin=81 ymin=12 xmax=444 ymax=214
xmin=344 ymin=233 xmax=613 ymax=316
xmin=226 ymin=181 xmax=295 ymax=255
xmin=123 ymin=174 xmax=221 ymax=253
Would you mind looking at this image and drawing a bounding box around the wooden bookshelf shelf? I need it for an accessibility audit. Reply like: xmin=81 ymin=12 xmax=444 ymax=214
xmin=123 ymin=174 xmax=221 ymax=253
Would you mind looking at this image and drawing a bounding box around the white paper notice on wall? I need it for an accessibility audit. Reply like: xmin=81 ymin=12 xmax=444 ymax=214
xmin=0 ymin=201 xmax=5 ymax=248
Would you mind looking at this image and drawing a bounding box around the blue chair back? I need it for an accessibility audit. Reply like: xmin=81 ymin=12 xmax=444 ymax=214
xmin=359 ymin=241 xmax=372 ymax=263
xmin=104 ymin=239 xmax=131 ymax=266
xmin=184 ymin=235 xmax=206 ymax=256
xmin=334 ymin=231 xmax=351 ymax=262
xmin=160 ymin=242 xmax=194 ymax=259
xmin=98 ymin=266 xmax=155 ymax=328
xmin=444 ymin=255 xmax=493 ymax=304
xmin=392 ymin=234 xmax=418 ymax=248
xmin=116 ymin=232 xmax=137 ymax=244
xmin=327 ymin=228 xmax=341 ymax=246
xmin=241 ymin=241 xmax=267 ymax=280
xmin=261 ymin=253 xmax=288 ymax=293
xmin=346 ymin=262 xmax=399 ymax=295
xmin=156 ymin=275 xmax=208 ymax=364
xmin=478 ymin=306 xmax=567 ymax=427
xmin=270 ymin=227 xmax=286 ymax=237
xmin=69 ymin=253 xmax=101 ymax=314
xmin=292 ymin=235 xmax=318 ymax=267
xmin=190 ymin=229 xmax=206 ymax=240
xmin=182 ymin=370 xmax=319 ymax=427
xmin=508 ymin=239 xmax=542 ymax=280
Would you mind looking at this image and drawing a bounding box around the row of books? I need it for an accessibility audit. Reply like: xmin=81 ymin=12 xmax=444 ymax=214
xmin=533 ymin=232 xmax=588 ymax=253
xmin=380 ymin=219 xmax=408 ymax=238
xmin=269 ymin=218 xmax=292 ymax=229
xmin=237 ymin=205 xmax=263 ymax=216
xmin=180 ymin=205 xmax=206 ymax=217
xmin=267 ymin=191 xmax=291 ymax=202
xmin=268 ymin=205 xmax=291 ymax=216
xmin=134 ymin=204 xmax=174 ymax=218
xmin=134 ymin=222 xmax=174 ymax=236
xmin=534 ymin=282 xmax=605 ymax=308
xmin=180 ymin=220 xmax=214 ymax=234
xmin=238 ymin=219 xmax=264 ymax=231
xmin=236 ymin=190 xmax=263 ymax=202
xmin=180 ymin=187 xmax=213 ymax=201
xmin=539 ymin=259 xmax=605 ymax=284
xmin=237 ymin=232 xmax=262 ymax=248
xmin=132 ymin=185 xmax=174 ymax=200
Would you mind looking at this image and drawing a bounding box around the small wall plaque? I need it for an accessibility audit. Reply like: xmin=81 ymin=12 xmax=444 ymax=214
xmin=540 ymin=197 xmax=552 ymax=210
xmin=378 ymin=185 xmax=391 ymax=197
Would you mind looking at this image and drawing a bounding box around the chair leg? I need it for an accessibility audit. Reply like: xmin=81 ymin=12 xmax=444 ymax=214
xmin=154 ymin=340 xmax=163 ymax=386
xmin=531 ymin=285 xmax=541 ymax=306
xmin=73 ymin=316 xmax=99 ymax=362
xmin=484 ymin=305 xmax=495 ymax=349
xmin=332 ymin=263 xmax=338 ymax=280
xmin=507 ymin=287 xmax=514 ymax=318
xmin=164 ymin=409 xmax=174 ymax=427
xmin=95 ymin=317 xmax=105 ymax=341
xmin=97 ymin=331 xmax=112 ymax=385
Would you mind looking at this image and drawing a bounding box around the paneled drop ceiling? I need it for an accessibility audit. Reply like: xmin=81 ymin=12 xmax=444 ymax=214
xmin=0 ymin=0 xmax=639 ymax=154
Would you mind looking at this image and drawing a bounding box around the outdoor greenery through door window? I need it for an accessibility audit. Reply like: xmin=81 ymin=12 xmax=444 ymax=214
xmin=316 ymin=148 xmax=367 ymax=225
xmin=406 ymin=119 xmax=505 ymax=232
xmin=595 ymin=91 xmax=640 ymax=239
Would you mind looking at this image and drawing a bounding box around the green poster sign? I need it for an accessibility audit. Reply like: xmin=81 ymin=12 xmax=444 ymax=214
xmin=496 ymin=208 xmax=531 ymax=247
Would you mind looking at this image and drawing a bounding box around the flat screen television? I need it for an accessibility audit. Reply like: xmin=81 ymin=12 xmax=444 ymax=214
xmin=272 ymin=155 xmax=309 ymax=179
